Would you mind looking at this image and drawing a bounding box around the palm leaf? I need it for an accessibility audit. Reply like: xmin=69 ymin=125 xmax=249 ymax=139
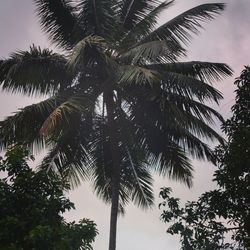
xmin=118 ymin=65 xmax=159 ymax=86
xmin=170 ymin=126 xmax=215 ymax=163
xmin=0 ymin=97 xmax=58 ymax=151
xmin=163 ymin=92 xmax=224 ymax=124
xmin=125 ymin=147 xmax=154 ymax=209
xmin=155 ymin=145 xmax=193 ymax=187
xmin=89 ymin=116 xmax=131 ymax=214
xmin=133 ymin=95 xmax=218 ymax=162
xmin=145 ymin=139 xmax=193 ymax=187
xmin=130 ymin=94 xmax=223 ymax=143
xmin=120 ymin=40 xmax=185 ymax=64
xmin=120 ymin=0 xmax=174 ymax=46
xmin=68 ymin=36 xmax=108 ymax=69
xmin=120 ymin=0 xmax=161 ymax=30
xmin=126 ymin=106 xmax=193 ymax=184
xmin=160 ymin=71 xmax=224 ymax=103
xmin=89 ymin=113 xmax=154 ymax=210
xmin=41 ymin=142 xmax=91 ymax=188
xmin=139 ymin=3 xmax=225 ymax=45
xmin=0 ymin=45 xmax=70 ymax=96
xmin=40 ymin=107 xmax=96 ymax=187
xmin=34 ymin=0 xmax=82 ymax=48
xmin=77 ymin=0 xmax=118 ymax=39
xmin=114 ymin=102 xmax=191 ymax=199
xmin=149 ymin=61 xmax=233 ymax=82
xmin=125 ymin=92 xmax=222 ymax=183
xmin=68 ymin=35 xmax=118 ymax=77
xmin=40 ymin=95 xmax=94 ymax=136
xmin=121 ymin=63 xmax=227 ymax=103
xmin=115 ymin=109 xmax=154 ymax=208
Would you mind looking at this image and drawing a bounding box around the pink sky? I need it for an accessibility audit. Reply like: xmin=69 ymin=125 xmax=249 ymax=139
xmin=0 ymin=1 xmax=250 ymax=249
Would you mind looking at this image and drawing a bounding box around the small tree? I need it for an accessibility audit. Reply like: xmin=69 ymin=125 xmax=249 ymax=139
xmin=0 ymin=147 xmax=98 ymax=250
xmin=159 ymin=67 xmax=250 ymax=249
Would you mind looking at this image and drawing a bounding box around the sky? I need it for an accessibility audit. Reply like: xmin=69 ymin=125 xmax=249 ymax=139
xmin=0 ymin=0 xmax=250 ymax=249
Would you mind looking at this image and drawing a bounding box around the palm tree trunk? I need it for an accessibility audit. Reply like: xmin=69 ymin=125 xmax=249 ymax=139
xmin=108 ymin=166 xmax=120 ymax=250
xmin=105 ymin=90 xmax=121 ymax=250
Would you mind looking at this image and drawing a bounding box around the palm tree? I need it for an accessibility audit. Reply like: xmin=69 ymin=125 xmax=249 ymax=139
xmin=0 ymin=1 xmax=232 ymax=249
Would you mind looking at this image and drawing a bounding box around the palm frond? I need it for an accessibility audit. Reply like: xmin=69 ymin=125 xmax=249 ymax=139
xmin=160 ymin=71 xmax=224 ymax=103
xmin=149 ymin=61 xmax=233 ymax=82
xmin=89 ymin=116 xmax=130 ymax=214
xmin=177 ymin=112 xmax=223 ymax=143
xmin=125 ymin=148 xmax=154 ymax=209
xmin=161 ymin=92 xmax=224 ymax=124
xmin=171 ymin=126 xmax=215 ymax=163
xmin=120 ymin=0 xmax=161 ymax=30
xmin=77 ymin=0 xmax=118 ymax=39
xmin=125 ymin=90 xmax=223 ymax=177
xmin=0 ymin=45 xmax=70 ymax=96
xmin=128 ymin=114 xmax=194 ymax=187
xmin=120 ymin=40 xmax=185 ymax=64
xmin=134 ymin=94 xmax=218 ymax=162
xmin=131 ymin=94 xmax=223 ymax=143
xmin=68 ymin=36 xmax=107 ymax=67
xmin=120 ymin=0 xmax=174 ymax=46
xmin=89 ymin=116 xmax=113 ymax=199
xmin=34 ymin=0 xmax=82 ymax=48
xmin=115 ymin=109 xmax=154 ymax=209
xmin=41 ymin=142 xmax=91 ymax=188
xmin=149 ymin=143 xmax=193 ymax=187
xmin=139 ymin=3 xmax=225 ymax=45
xmin=88 ymin=113 xmax=154 ymax=210
xmin=40 ymin=95 xmax=94 ymax=136
xmin=167 ymin=105 xmax=223 ymax=142
xmin=0 ymin=97 xmax=58 ymax=151
xmin=118 ymin=65 xmax=159 ymax=86
xmin=68 ymin=35 xmax=117 ymax=75
xmin=40 ymin=108 xmax=96 ymax=187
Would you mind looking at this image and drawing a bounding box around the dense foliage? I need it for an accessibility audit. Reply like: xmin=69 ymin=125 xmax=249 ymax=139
xmin=0 ymin=148 xmax=97 ymax=250
xmin=159 ymin=67 xmax=250 ymax=249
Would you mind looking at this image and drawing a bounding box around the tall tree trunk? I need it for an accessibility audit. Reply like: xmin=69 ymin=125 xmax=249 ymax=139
xmin=105 ymin=90 xmax=121 ymax=250
xmin=108 ymin=165 xmax=120 ymax=250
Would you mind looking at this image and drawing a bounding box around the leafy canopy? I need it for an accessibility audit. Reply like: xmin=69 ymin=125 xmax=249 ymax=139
xmin=0 ymin=147 xmax=98 ymax=250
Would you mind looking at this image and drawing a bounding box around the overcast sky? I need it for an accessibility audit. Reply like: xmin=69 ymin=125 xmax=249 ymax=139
xmin=0 ymin=1 xmax=250 ymax=249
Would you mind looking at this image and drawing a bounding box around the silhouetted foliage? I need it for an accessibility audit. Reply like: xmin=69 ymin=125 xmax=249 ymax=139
xmin=0 ymin=147 xmax=97 ymax=250
xmin=159 ymin=66 xmax=250 ymax=249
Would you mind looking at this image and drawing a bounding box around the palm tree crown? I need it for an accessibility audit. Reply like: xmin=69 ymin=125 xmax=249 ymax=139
xmin=0 ymin=1 xmax=232 ymax=249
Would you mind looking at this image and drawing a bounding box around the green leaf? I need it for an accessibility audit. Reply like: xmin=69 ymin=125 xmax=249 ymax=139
xmin=121 ymin=1 xmax=175 ymax=46
xmin=0 ymin=97 xmax=58 ymax=152
xmin=77 ymin=0 xmax=119 ymax=39
xmin=0 ymin=45 xmax=70 ymax=96
xmin=40 ymin=95 xmax=94 ymax=136
xmin=120 ymin=40 xmax=185 ymax=64
xmin=139 ymin=3 xmax=225 ymax=45
xmin=34 ymin=0 xmax=82 ymax=49
xmin=150 ymin=61 xmax=233 ymax=82
xmin=118 ymin=65 xmax=159 ymax=86
xmin=120 ymin=0 xmax=161 ymax=30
